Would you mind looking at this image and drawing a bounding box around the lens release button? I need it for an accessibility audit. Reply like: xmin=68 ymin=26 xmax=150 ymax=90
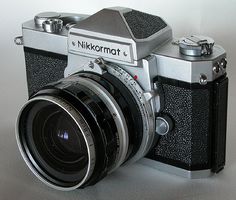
xmin=155 ymin=115 xmax=173 ymax=136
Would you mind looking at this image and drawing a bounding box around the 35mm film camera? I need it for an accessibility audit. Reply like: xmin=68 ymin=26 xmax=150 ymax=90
xmin=15 ymin=7 xmax=228 ymax=190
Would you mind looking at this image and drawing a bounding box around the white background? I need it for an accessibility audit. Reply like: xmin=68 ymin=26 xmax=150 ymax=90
xmin=0 ymin=0 xmax=236 ymax=199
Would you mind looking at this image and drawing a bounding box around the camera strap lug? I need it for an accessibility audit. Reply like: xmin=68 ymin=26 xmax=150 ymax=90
xmin=14 ymin=36 xmax=24 ymax=46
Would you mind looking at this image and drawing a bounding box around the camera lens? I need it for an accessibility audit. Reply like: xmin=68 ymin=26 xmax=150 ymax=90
xmin=16 ymin=65 xmax=155 ymax=190
xmin=18 ymin=99 xmax=95 ymax=188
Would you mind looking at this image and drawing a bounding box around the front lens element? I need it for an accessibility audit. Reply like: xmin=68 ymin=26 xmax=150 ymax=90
xmin=32 ymin=103 xmax=88 ymax=167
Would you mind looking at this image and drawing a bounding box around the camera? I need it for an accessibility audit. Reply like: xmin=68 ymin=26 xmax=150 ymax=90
xmin=15 ymin=7 xmax=228 ymax=191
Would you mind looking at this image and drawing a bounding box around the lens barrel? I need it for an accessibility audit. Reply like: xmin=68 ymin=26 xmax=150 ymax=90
xmin=16 ymin=69 xmax=153 ymax=190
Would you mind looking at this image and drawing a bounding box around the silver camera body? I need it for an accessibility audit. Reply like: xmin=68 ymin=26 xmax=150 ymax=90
xmin=16 ymin=7 xmax=228 ymax=190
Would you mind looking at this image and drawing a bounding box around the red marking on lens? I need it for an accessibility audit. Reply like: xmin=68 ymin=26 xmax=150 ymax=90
xmin=134 ymin=75 xmax=138 ymax=80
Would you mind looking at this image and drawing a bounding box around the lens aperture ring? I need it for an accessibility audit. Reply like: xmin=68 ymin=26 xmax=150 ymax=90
xmin=105 ymin=64 xmax=155 ymax=162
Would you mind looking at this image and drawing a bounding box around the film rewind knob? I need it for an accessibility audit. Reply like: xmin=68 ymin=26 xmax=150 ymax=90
xmin=42 ymin=19 xmax=63 ymax=33
xmin=34 ymin=12 xmax=61 ymax=26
